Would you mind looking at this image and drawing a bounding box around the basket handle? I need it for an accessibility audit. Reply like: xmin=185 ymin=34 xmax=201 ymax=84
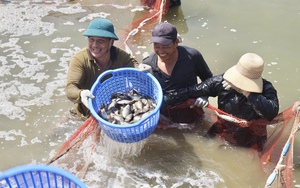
xmin=97 ymin=69 xmax=114 ymax=84
xmin=97 ymin=68 xmax=140 ymax=84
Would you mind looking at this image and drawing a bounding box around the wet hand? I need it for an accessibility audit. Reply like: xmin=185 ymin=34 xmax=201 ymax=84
xmin=222 ymin=80 xmax=232 ymax=90
xmin=222 ymin=80 xmax=241 ymax=91
xmin=80 ymin=90 xmax=95 ymax=108
xmin=222 ymin=80 xmax=250 ymax=97
xmin=191 ymin=97 xmax=208 ymax=108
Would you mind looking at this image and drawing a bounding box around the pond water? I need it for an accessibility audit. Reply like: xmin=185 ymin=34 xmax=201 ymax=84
xmin=1 ymin=0 xmax=300 ymax=187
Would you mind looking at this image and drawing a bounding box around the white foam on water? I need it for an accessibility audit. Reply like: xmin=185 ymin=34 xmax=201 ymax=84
xmin=0 ymin=89 xmax=26 ymax=120
xmin=0 ymin=34 xmax=68 ymax=118
xmin=0 ymin=1 xmax=86 ymax=37
xmin=20 ymin=137 xmax=29 ymax=147
xmin=1 ymin=4 xmax=55 ymax=36
xmin=80 ymin=130 xmax=226 ymax=187
xmin=111 ymin=4 xmax=132 ymax=10
xmin=51 ymin=37 xmax=71 ymax=43
xmin=131 ymin=6 xmax=145 ymax=12
xmin=63 ymin=21 xmax=74 ymax=25
xmin=0 ymin=129 xmax=26 ymax=141
xmin=30 ymin=137 xmax=42 ymax=144
xmin=79 ymin=12 xmax=111 ymax=23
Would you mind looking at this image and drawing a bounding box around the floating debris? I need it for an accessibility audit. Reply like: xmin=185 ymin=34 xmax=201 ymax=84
xmin=98 ymin=89 xmax=157 ymax=125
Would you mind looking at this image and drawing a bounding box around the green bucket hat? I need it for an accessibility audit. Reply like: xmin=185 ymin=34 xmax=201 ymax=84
xmin=83 ymin=18 xmax=119 ymax=40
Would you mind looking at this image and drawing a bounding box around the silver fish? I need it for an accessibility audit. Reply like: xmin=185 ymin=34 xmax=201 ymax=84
xmin=98 ymin=89 xmax=156 ymax=125
xmin=122 ymin=104 xmax=132 ymax=118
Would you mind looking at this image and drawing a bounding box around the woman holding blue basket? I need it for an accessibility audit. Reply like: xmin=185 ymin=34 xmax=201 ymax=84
xmin=66 ymin=18 xmax=139 ymax=120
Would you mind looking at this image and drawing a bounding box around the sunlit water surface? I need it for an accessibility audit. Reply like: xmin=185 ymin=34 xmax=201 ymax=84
xmin=1 ymin=0 xmax=300 ymax=187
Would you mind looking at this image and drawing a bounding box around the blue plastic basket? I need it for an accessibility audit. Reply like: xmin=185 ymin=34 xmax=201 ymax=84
xmin=89 ymin=68 xmax=163 ymax=143
xmin=0 ymin=165 xmax=87 ymax=188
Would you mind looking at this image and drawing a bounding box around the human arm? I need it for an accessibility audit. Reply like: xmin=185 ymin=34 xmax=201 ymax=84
xmin=191 ymin=48 xmax=213 ymax=81
xmin=246 ymin=80 xmax=279 ymax=121
xmin=163 ymin=75 xmax=223 ymax=105
xmin=66 ymin=56 xmax=86 ymax=103
xmin=66 ymin=49 xmax=97 ymax=105
xmin=222 ymin=79 xmax=279 ymax=121
xmin=222 ymin=80 xmax=250 ymax=97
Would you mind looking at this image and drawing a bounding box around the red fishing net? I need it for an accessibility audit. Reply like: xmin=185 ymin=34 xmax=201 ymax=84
xmin=48 ymin=100 xmax=300 ymax=187
xmin=205 ymin=101 xmax=300 ymax=188
xmin=47 ymin=116 xmax=100 ymax=179
xmin=124 ymin=0 xmax=169 ymax=55
xmin=261 ymin=102 xmax=300 ymax=187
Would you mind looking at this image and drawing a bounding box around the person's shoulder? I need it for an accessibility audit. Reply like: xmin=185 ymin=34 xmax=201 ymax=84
xmin=112 ymin=46 xmax=135 ymax=62
xmin=113 ymin=46 xmax=138 ymax=67
xmin=178 ymin=45 xmax=201 ymax=56
xmin=73 ymin=47 xmax=87 ymax=55
xmin=178 ymin=45 xmax=198 ymax=52
xmin=72 ymin=48 xmax=88 ymax=60
xmin=142 ymin=52 xmax=156 ymax=65
xmin=262 ymin=78 xmax=274 ymax=85
xmin=114 ymin=46 xmax=131 ymax=56
xmin=262 ymin=78 xmax=276 ymax=89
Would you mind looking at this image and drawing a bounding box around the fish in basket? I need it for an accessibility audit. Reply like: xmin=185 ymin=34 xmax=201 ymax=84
xmin=89 ymin=68 xmax=163 ymax=143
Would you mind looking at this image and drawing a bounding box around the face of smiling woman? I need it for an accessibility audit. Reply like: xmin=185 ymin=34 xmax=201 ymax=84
xmin=88 ymin=36 xmax=112 ymax=59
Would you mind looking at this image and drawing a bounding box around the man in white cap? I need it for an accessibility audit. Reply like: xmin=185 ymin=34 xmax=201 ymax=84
xmin=141 ymin=21 xmax=213 ymax=123
xmin=66 ymin=18 xmax=138 ymax=120
xmin=170 ymin=53 xmax=279 ymax=150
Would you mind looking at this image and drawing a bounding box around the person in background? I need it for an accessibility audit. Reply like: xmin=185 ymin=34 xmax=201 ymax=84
xmin=66 ymin=18 xmax=139 ymax=120
xmin=141 ymin=21 xmax=213 ymax=123
xmin=171 ymin=53 xmax=279 ymax=150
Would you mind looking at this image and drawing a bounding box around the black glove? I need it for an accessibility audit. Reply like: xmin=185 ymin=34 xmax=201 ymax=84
xmin=163 ymin=83 xmax=204 ymax=106
xmin=163 ymin=88 xmax=190 ymax=106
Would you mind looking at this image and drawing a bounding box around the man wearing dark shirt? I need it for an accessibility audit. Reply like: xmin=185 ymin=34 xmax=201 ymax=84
xmin=141 ymin=21 xmax=213 ymax=123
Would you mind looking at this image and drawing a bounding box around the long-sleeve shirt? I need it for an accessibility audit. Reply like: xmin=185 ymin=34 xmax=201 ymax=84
xmin=192 ymin=74 xmax=279 ymax=150
xmin=193 ymin=74 xmax=279 ymax=121
xmin=66 ymin=46 xmax=138 ymax=119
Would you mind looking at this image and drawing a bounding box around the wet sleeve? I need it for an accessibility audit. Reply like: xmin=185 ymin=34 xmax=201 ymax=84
xmin=247 ymin=81 xmax=279 ymax=121
xmin=190 ymin=75 xmax=223 ymax=98
xmin=193 ymin=50 xmax=213 ymax=81
xmin=141 ymin=54 xmax=156 ymax=68
xmin=127 ymin=55 xmax=139 ymax=68
xmin=65 ymin=56 xmax=84 ymax=103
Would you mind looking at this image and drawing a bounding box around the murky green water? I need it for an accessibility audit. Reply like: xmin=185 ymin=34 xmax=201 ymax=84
xmin=1 ymin=0 xmax=300 ymax=187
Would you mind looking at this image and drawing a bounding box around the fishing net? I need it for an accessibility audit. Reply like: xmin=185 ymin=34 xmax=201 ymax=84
xmin=203 ymin=101 xmax=300 ymax=188
xmin=47 ymin=100 xmax=300 ymax=187
xmin=47 ymin=116 xmax=100 ymax=179
xmin=124 ymin=0 xmax=169 ymax=55
xmin=261 ymin=102 xmax=300 ymax=188
xmin=158 ymin=99 xmax=205 ymax=130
